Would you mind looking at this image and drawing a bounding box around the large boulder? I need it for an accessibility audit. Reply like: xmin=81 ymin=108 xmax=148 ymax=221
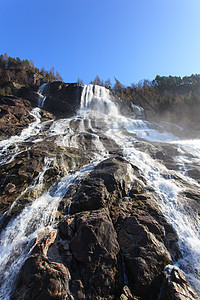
xmin=11 ymin=255 xmax=72 ymax=300
xmin=110 ymin=188 xmax=180 ymax=299
xmin=58 ymin=208 xmax=121 ymax=299
xmin=117 ymin=214 xmax=171 ymax=298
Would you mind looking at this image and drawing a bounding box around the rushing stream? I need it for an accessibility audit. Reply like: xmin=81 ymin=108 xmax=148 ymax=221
xmin=0 ymin=84 xmax=200 ymax=298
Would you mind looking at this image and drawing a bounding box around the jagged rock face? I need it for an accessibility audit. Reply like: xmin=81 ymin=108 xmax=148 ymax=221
xmin=60 ymin=156 xmax=135 ymax=214
xmin=12 ymin=208 xmax=121 ymax=299
xmin=15 ymin=81 xmax=84 ymax=119
xmin=0 ymin=96 xmax=34 ymax=140
xmin=11 ymin=157 xmax=191 ymax=299
xmin=40 ymin=81 xmax=83 ymax=118
xmin=62 ymin=209 xmax=121 ymax=299
xmin=12 ymin=255 xmax=72 ymax=300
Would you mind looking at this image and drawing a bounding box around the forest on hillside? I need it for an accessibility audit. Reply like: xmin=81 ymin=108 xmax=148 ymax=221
xmin=90 ymin=73 xmax=200 ymax=110
xmin=0 ymin=53 xmax=62 ymax=95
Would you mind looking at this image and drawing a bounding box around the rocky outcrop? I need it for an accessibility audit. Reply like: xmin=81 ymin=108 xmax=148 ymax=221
xmin=112 ymin=199 xmax=176 ymax=299
xmin=59 ymin=209 xmax=121 ymax=299
xmin=12 ymin=254 xmax=72 ymax=300
xmin=0 ymin=96 xmax=34 ymax=140
xmin=15 ymin=81 xmax=84 ymax=119
xmin=11 ymin=156 xmax=198 ymax=299
xmin=12 ymin=210 xmax=121 ymax=299
xmin=38 ymin=81 xmax=83 ymax=118
xmin=0 ymin=93 xmax=55 ymax=140
xmin=0 ymin=141 xmax=90 ymax=231
xmin=60 ymin=156 xmax=134 ymax=214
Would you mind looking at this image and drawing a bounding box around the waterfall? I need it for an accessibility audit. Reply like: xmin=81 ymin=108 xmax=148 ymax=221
xmin=37 ymin=83 xmax=48 ymax=108
xmin=0 ymin=84 xmax=200 ymax=298
xmin=80 ymin=84 xmax=118 ymax=116
xmin=131 ymin=103 xmax=144 ymax=119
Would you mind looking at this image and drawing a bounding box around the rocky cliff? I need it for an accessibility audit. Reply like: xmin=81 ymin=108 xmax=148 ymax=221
xmin=0 ymin=82 xmax=199 ymax=299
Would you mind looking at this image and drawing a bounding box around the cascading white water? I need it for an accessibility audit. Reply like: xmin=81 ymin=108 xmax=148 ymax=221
xmin=37 ymin=83 xmax=48 ymax=108
xmin=0 ymin=84 xmax=200 ymax=298
xmin=131 ymin=103 xmax=144 ymax=119
xmin=0 ymin=107 xmax=52 ymax=167
xmin=105 ymin=126 xmax=200 ymax=291
xmin=80 ymin=84 xmax=118 ymax=116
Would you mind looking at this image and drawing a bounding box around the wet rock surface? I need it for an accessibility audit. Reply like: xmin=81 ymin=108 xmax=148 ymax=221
xmin=0 ymin=94 xmax=55 ymax=140
xmin=11 ymin=231 xmax=72 ymax=300
xmin=12 ymin=156 xmax=196 ymax=299
xmin=60 ymin=156 xmax=134 ymax=214
xmin=61 ymin=208 xmax=121 ymax=299
xmin=0 ymin=141 xmax=90 ymax=231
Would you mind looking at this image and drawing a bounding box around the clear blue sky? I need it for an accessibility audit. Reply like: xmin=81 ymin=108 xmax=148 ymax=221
xmin=1 ymin=0 xmax=200 ymax=86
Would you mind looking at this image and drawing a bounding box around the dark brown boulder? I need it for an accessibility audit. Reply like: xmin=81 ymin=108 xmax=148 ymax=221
xmin=118 ymin=215 xmax=171 ymax=298
xmin=58 ymin=208 xmax=122 ymax=299
xmin=111 ymin=193 xmax=180 ymax=299
xmin=11 ymin=255 xmax=72 ymax=300
xmin=61 ymin=156 xmax=136 ymax=214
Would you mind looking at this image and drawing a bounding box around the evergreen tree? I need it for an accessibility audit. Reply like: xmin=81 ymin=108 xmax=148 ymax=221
xmin=91 ymin=75 xmax=104 ymax=86
xmin=77 ymin=77 xmax=84 ymax=85
xmin=29 ymin=59 xmax=35 ymax=70
xmin=113 ymin=77 xmax=123 ymax=95
xmin=104 ymin=78 xmax=111 ymax=89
